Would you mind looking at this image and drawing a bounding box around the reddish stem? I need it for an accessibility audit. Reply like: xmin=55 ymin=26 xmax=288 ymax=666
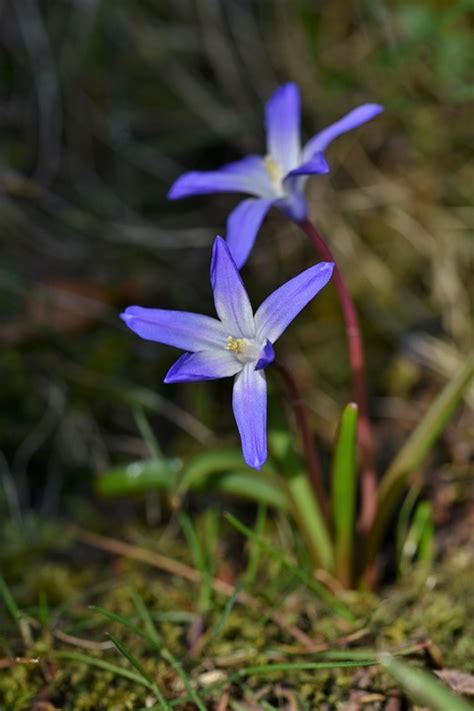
xmin=273 ymin=359 xmax=330 ymax=524
xmin=297 ymin=218 xmax=377 ymax=533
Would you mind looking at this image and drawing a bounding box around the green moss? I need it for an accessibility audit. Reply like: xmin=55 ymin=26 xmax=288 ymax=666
xmin=1 ymin=522 xmax=472 ymax=709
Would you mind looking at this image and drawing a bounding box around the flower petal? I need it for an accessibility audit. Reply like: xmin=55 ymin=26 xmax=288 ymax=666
xmin=284 ymin=152 xmax=329 ymax=178
xmin=255 ymin=339 xmax=275 ymax=371
xmin=168 ymin=155 xmax=271 ymax=199
xmin=226 ymin=198 xmax=274 ymax=269
xmin=265 ymin=83 xmax=301 ymax=173
xmin=232 ymin=364 xmax=267 ymax=470
xmin=164 ymin=350 xmax=242 ymax=383
xmin=255 ymin=262 xmax=334 ymax=343
xmin=210 ymin=237 xmax=256 ymax=337
xmin=275 ymin=189 xmax=308 ymax=221
xmin=121 ymin=307 xmax=226 ymax=351
xmin=303 ymin=103 xmax=384 ymax=161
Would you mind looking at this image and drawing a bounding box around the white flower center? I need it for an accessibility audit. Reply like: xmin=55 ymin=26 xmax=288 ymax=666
xmin=264 ymin=155 xmax=285 ymax=196
xmin=225 ymin=336 xmax=262 ymax=364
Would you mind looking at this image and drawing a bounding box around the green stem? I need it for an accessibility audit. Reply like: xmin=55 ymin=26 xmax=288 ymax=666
xmin=297 ymin=218 xmax=377 ymax=534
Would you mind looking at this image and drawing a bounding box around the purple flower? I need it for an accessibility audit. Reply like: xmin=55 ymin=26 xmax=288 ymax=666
xmin=121 ymin=237 xmax=334 ymax=470
xmin=168 ymin=83 xmax=383 ymax=268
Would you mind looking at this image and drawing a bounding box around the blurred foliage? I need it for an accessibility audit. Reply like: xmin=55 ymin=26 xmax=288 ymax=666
xmin=0 ymin=0 xmax=472 ymax=520
xmin=1 ymin=2 xmax=473 ymax=706
xmin=0 ymin=0 xmax=474 ymax=524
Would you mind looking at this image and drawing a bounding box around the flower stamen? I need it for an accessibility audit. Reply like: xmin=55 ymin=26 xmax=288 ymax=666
xmin=264 ymin=155 xmax=284 ymax=189
xmin=225 ymin=336 xmax=247 ymax=354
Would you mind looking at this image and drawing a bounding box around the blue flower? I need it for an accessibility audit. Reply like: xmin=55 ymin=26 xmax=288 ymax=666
xmin=168 ymin=83 xmax=383 ymax=268
xmin=121 ymin=237 xmax=334 ymax=470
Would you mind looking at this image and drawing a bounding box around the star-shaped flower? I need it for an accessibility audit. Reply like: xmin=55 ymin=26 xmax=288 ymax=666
xmin=121 ymin=237 xmax=333 ymax=469
xmin=169 ymin=83 xmax=383 ymax=268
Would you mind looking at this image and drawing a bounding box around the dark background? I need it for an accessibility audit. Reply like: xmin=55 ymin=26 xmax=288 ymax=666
xmin=1 ymin=0 xmax=472 ymax=524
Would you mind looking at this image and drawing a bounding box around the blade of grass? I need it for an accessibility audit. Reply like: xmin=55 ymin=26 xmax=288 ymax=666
xmin=0 ymin=575 xmax=33 ymax=645
xmin=379 ymin=654 xmax=472 ymax=711
xmin=284 ymin=469 xmax=334 ymax=571
xmin=179 ymin=512 xmax=212 ymax=612
xmin=0 ymin=575 xmax=22 ymax=624
xmin=396 ymin=483 xmax=422 ymax=576
xmin=269 ymin=430 xmax=334 ymax=571
xmin=225 ymin=513 xmax=352 ymax=621
xmin=54 ymin=650 xmax=156 ymax=690
xmin=244 ymin=504 xmax=267 ymax=586
xmin=367 ymin=350 xmax=474 ymax=569
xmin=108 ymin=633 xmax=170 ymax=710
xmin=89 ymin=605 xmax=152 ymax=644
xmin=97 ymin=596 xmax=206 ymax=710
xmin=331 ymin=403 xmax=358 ymax=587
xmin=130 ymin=588 xmax=162 ymax=648
xmin=212 ymin=582 xmax=243 ymax=639
xmin=200 ymin=507 xmax=220 ymax=580
xmin=163 ymin=658 xmax=377 ymax=708
xmin=236 ymin=659 xmax=376 ymax=676
xmin=407 ymin=500 xmax=434 ymax=565
xmin=133 ymin=405 xmax=163 ymax=460
xmin=146 ymin=644 xmax=441 ymax=710
xmin=161 ymin=649 xmax=207 ymax=711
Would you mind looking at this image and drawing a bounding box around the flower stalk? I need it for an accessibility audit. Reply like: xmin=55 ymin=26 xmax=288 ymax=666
xmin=297 ymin=218 xmax=377 ymax=533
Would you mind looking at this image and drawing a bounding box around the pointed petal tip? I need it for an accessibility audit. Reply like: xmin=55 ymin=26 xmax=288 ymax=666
xmin=367 ymin=102 xmax=384 ymax=114
xmin=120 ymin=307 xmax=136 ymax=324
xmin=163 ymin=353 xmax=190 ymax=384
xmin=322 ymin=261 xmax=335 ymax=275
xmin=270 ymin=81 xmax=300 ymax=101
xmin=167 ymin=175 xmax=188 ymax=200
xmin=316 ymin=260 xmax=335 ymax=285
xmin=210 ymin=234 xmax=241 ymax=288
xmin=255 ymin=339 xmax=275 ymax=371
xmin=285 ymin=152 xmax=329 ymax=179
xmin=244 ymin=453 xmax=266 ymax=471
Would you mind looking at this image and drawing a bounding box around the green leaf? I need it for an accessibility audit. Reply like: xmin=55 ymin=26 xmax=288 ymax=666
xmin=330 ymin=403 xmax=358 ymax=587
xmin=211 ymin=470 xmax=287 ymax=509
xmin=269 ymin=430 xmax=334 ymax=571
xmin=175 ymin=449 xmax=276 ymax=496
xmin=380 ymin=655 xmax=472 ymax=711
xmin=367 ymin=350 xmax=474 ymax=568
xmin=96 ymin=458 xmax=181 ymax=496
xmin=96 ymin=452 xmax=284 ymax=509
xmin=408 ymin=500 xmax=434 ymax=565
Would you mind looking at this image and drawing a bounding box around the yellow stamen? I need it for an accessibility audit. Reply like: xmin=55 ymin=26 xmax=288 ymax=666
xmin=225 ymin=336 xmax=247 ymax=354
xmin=264 ymin=155 xmax=284 ymax=187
